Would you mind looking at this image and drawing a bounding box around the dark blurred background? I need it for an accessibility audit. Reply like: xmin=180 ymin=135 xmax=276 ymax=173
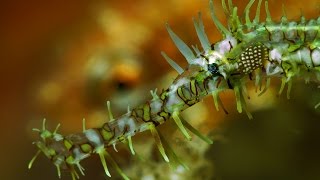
xmin=0 ymin=0 xmax=319 ymax=179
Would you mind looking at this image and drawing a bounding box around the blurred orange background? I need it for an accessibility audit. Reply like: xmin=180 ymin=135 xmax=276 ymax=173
xmin=0 ymin=0 xmax=319 ymax=179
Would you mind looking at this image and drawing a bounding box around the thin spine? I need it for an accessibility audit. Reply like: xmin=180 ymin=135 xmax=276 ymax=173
xmin=70 ymin=168 xmax=79 ymax=180
xmin=165 ymin=23 xmax=195 ymax=63
xmin=149 ymin=124 xmax=170 ymax=162
xmin=258 ymin=78 xmax=271 ymax=96
xmin=221 ymin=0 xmax=229 ymax=17
xmin=212 ymin=91 xmax=220 ymax=111
xmin=240 ymin=91 xmax=253 ymax=119
xmin=278 ymin=77 xmax=286 ymax=95
xmin=28 ymin=150 xmax=41 ymax=169
xmin=97 ymin=148 xmax=111 ymax=177
xmin=180 ymin=118 xmax=213 ymax=144
xmin=161 ymin=51 xmax=184 ymax=74
xmin=244 ymin=0 xmax=256 ymax=27
xmin=53 ymin=123 xmax=61 ymax=134
xmin=192 ymin=45 xmax=201 ymax=55
xmin=104 ymin=151 xmax=130 ymax=180
xmin=242 ymin=84 xmax=250 ymax=100
xmin=212 ymin=91 xmax=229 ymax=114
xmin=209 ymin=0 xmax=231 ymax=37
xmin=76 ymin=163 xmax=85 ymax=176
xmin=255 ymin=70 xmax=263 ymax=92
xmin=107 ymin=101 xmax=114 ymax=121
xmin=172 ymin=111 xmax=192 ymax=141
xmin=281 ymin=3 xmax=288 ymax=23
xmin=228 ymin=0 xmax=234 ymax=12
xmin=254 ymin=0 xmax=262 ymax=23
xmin=127 ymin=136 xmax=135 ymax=155
xmin=70 ymin=166 xmax=80 ymax=180
xmin=265 ymin=0 xmax=272 ymax=23
xmin=55 ymin=164 xmax=61 ymax=179
xmin=193 ymin=12 xmax=211 ymax=51
xmin=234 ymin=86 xmax=243 ymax=113
xmin=158 ymin=131 xmax=189 ymax=170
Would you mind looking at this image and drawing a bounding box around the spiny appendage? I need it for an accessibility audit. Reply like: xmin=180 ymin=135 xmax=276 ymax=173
xmin=29 ymin=114 xmax=130 ymax=179
xmin=209 ymin=0 xmax=265 ymax=37
xmin=218 ymin=1 xmax=319 ymax=104
xmin=29 ymin=90 xmax=213 ymax=180
xmin=148 ymin=89 xmax=213 ymax=163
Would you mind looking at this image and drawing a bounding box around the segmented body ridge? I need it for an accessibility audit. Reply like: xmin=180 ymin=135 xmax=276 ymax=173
xmin=29 ymin=0 xmax=320 ymax=179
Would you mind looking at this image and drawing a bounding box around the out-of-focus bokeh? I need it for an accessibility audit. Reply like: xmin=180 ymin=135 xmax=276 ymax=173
xmin=1 ymin=0 xmax=319 ymax=179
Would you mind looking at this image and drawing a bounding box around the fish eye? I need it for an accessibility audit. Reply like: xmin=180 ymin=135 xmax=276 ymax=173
xmin=208 ymin=63 xmax=220 ymax=75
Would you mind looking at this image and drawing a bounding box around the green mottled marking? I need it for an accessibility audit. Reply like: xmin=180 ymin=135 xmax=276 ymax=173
xmin=64 ymin=139 xmax=73 ymax=150
xmin=48 ymin=148 xmax=56 ymax=156
xmin=160 ymin=91 xmax=168 ymax=100
xmin=159 ymin=111 xmax=169 ymax=120
xmin=100 ymin=128 xmax=114 ymax=141
xmin=190 ymin=79 xmax=198 ymax=95
xmin=132 ymin=107 xmax=144 ymax=120
xmin=288 ymin=43 xmax=302 ymax=52
xmin=66 ymin=155 xmax=74 ymax=164
xmin=143 ymin=104 xmax=151 ymax=121
xmin=80 ymin=144 xmax=92 ymax=153
xmin=177 ymin=87 xmax=187 ymax=101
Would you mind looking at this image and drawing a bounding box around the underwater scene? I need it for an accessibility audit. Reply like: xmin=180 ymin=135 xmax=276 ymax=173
xmin=1 ymin=0 xmax=320 ymax=179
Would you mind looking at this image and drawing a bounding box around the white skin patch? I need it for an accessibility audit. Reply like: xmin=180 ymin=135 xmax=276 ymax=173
xmin=166 ymin=93 xmax=182 ymax=112
xmin=270 ymin=48 xmax=282 ymax=63
xmin=117 ymin=115 xmax=137 ymax=135
xmin=84 ymin=129 xmax=103 ymax=147
xmin=207 ymin=36 xmax=237 ymax=75
xmin=53 ymin=133 xmax=63 ymax=141
xmin=190 ymin=57 xmax=206 ymax=67
xmin=208 ymin=51 xmax=223 ymax=65
xmin=312 ymin=48 xmax=320 ymax=66
xmin=73 ymin=147 xmax=90 ymax=161
xmin=216 ymin=36 xmax=237 ymax=54
xmin=170 ymin=77 xmax=189 ymax=92
xmin=150 ymin=99 xmax=162 ymax=114
xmin=300 ymin=48 xmax=312 ymax=68
xmin=265 ymin=61 xmax=283 ymax=75
xmin=165 ymin=78 xmax=190 ymax=112
xmin=126 ymin=118 xmax=136 ymax=133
